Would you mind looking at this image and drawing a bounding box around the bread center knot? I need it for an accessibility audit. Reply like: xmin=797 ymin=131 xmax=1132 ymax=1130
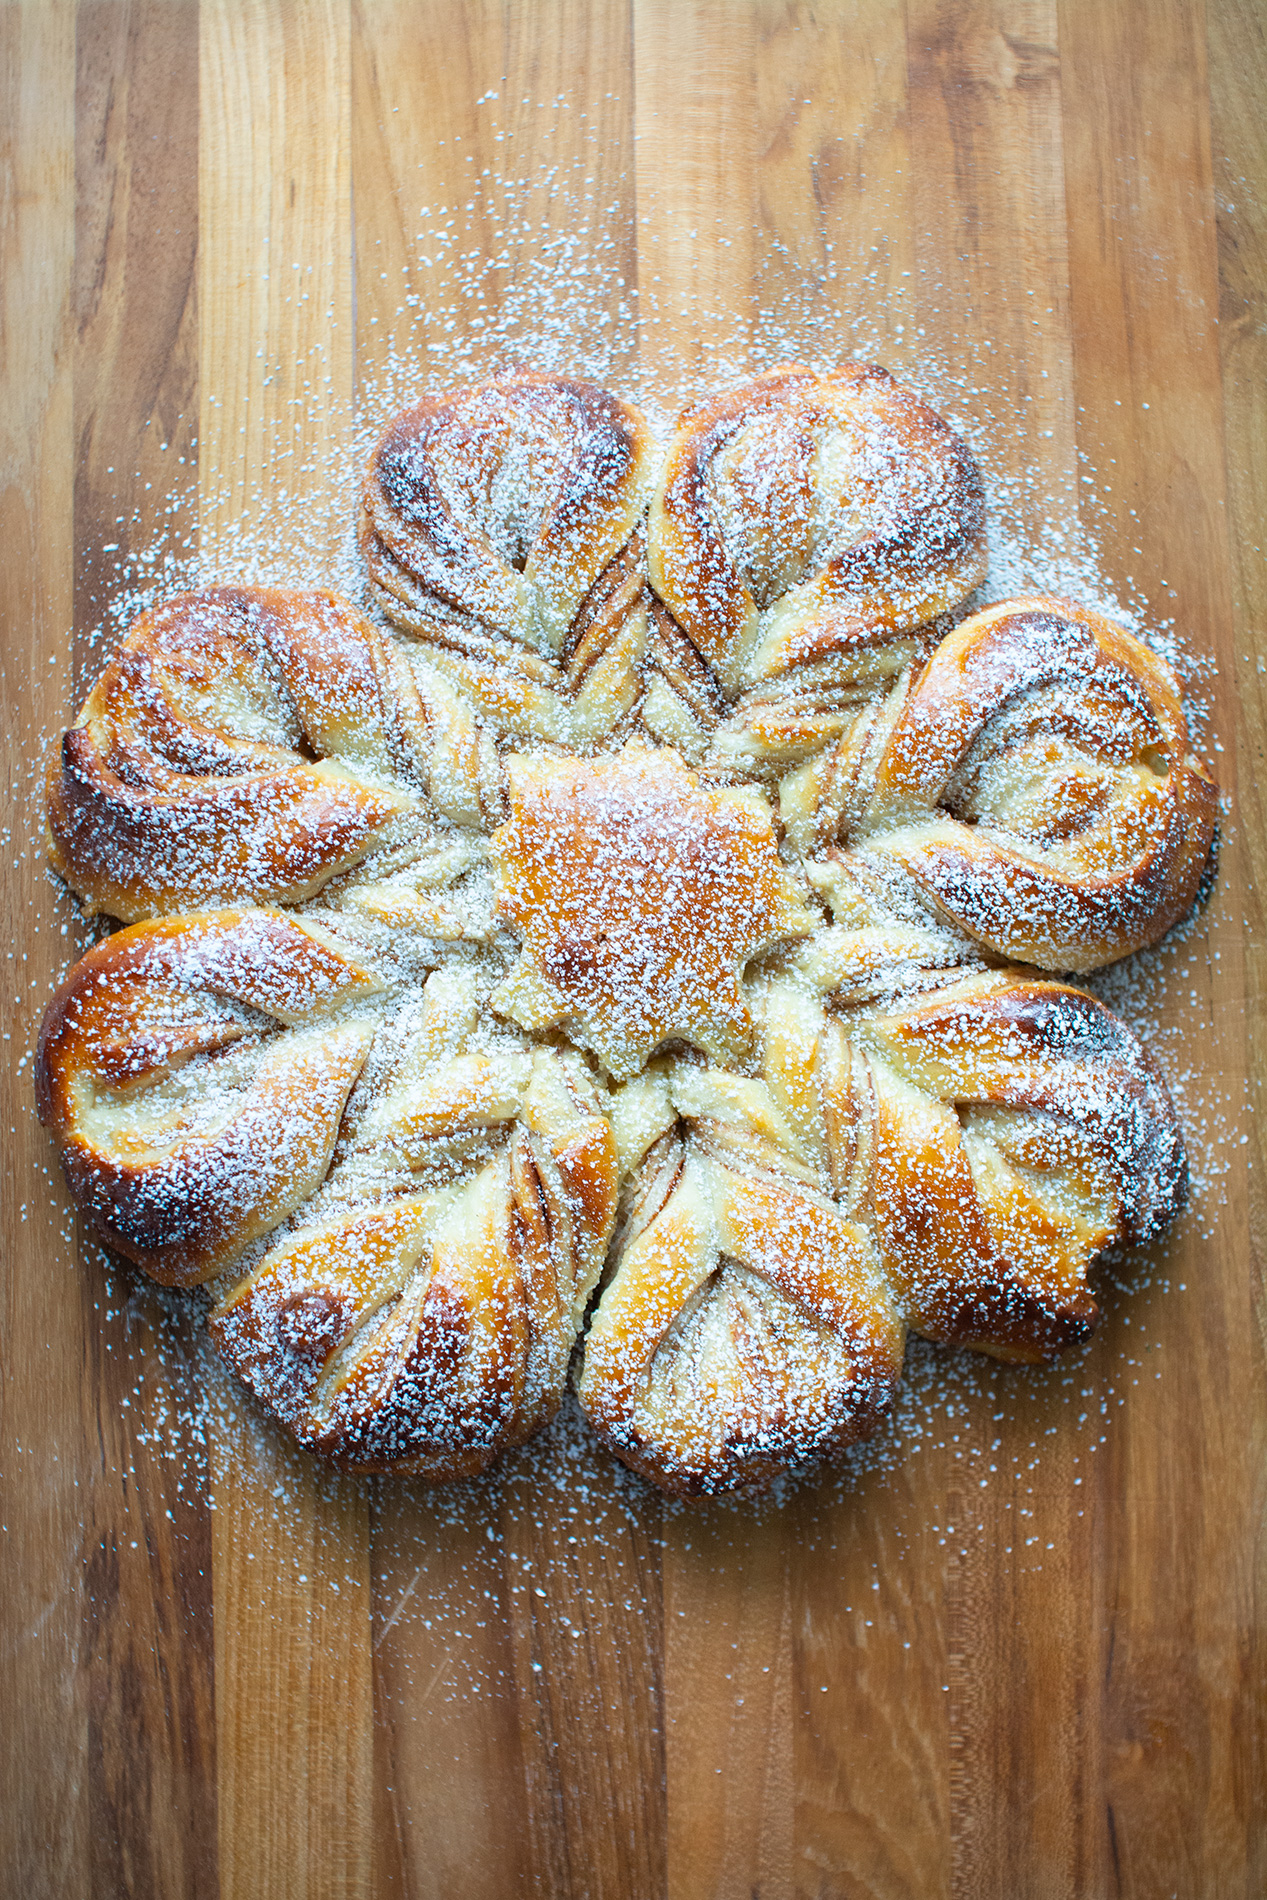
xmin=489 ymin=744 xmax=817 ymax=1079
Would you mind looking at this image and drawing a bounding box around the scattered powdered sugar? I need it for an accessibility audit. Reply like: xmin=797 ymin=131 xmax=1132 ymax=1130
xmin=18 ymin=144 xmax=1246 ymax=1682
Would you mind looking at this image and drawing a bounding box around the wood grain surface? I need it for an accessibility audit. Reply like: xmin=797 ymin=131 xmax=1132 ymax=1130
xmin=2 ymin=3 xmax=1264 ymax=1896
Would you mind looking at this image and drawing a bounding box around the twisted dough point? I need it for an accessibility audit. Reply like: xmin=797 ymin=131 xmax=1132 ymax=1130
xmin=577 ymin=936 xmax=1186 ymax=1493
xmin=209 ymin=998 xmax=619 ymax=1476
xmin=848 ymin=970 xmax=1187 ymax=1353
xmin=647 ymin=363 xmax=987 ymax=700
xmin=362 ymin=370 xmax=656 ymax=642
xmin=35 ymin=910 xmax=383 ymax=1286
xmin=786 ymin=596 xmax=1219 ymax=972
xmin=577 ymin=1084 xmax=906 ymax=1497
xmin=47 ymin=586 xmax=428 ymax=921
xmin=361 ymin=376 xmax=658 ymax=757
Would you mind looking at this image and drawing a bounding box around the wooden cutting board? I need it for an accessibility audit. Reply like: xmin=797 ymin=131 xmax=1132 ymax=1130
xmin=3 ymin=4 xmax=1263 ymax=1895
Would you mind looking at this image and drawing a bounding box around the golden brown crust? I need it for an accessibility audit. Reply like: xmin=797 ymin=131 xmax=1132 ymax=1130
xmin=47 ymin=585 xmax=425 ymax=920
xmin=360 ymin=377 xmax=661 ymax=756
xmin=575 ymin=938 xmax=1187 ymax=1492
xmin=406 ymin=531 xmax=653 ymax=755
xmin=853 ymin=970 xmax=1186 ymax=1357
xmin=577 ymin=1131 xmax=907 ymax=1496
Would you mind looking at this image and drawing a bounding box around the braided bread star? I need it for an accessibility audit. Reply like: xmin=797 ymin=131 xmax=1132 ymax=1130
xmin=37 ymin=368 xmax=1215 ymax=1496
